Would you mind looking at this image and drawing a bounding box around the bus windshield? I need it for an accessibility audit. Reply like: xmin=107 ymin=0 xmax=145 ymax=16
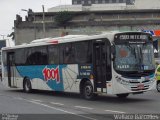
xmin=113 ymin=33 xmax=155 ymax=76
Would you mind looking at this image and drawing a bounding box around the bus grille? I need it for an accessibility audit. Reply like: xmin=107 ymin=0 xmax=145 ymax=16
xmin=131 ymin=85 xmax=149 ymax=91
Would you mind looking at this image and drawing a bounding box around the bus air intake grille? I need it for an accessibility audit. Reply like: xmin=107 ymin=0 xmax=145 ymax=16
xmin=129 ymin=81 xmax=140 ymax=83
xmin=131 ymin=85 xmax=149 ymax=91
xmin=142 ymin=80 xmax=150 ymax=83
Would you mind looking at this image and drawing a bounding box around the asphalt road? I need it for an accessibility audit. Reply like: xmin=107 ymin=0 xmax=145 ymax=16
xmin=0 ymin=82 xmax=160 ymax=120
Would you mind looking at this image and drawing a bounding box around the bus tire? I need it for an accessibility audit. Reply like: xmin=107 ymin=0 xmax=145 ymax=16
xmin=156 ymin=81 xmax=160 ymax=92
xmin=23 ymin=78 xmax=32 ymax=93
xmin=83 ymin=81 xmax=96 ymax=100
xmin=116 ymin=93 xmax=129 ymax=98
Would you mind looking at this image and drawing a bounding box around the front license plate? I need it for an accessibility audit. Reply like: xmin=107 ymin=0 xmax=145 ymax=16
xmin=137 ymin=84 xmax=144 ymax=90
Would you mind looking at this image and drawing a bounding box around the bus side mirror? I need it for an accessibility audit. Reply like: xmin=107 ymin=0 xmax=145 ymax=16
xmin=111 ymin=45 xmax=115 ymax=61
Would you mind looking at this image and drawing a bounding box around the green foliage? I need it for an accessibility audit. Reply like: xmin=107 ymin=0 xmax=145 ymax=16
xmin=54 ymin=11 xmax=73 ymax=27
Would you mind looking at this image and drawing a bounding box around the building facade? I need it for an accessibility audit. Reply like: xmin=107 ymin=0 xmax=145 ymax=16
xmin=14 ymin=9 xmax=160 ymax=43
xmin=14 ymin=0 xmax=160 ymax=57
xmin=72 ymin=0 xmax=135 ymax=6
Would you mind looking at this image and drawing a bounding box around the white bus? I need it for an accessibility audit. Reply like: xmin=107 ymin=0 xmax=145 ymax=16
xmin=1 ymin=31 xmax=156 ymax=100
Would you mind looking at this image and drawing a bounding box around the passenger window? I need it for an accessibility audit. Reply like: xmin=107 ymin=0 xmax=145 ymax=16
xmin=60 ymin=43 xmax=74 ymax=64
xmin=48 ymin=45 xmax=59 ymax=64
xmin=26 ymin=46 xmax=48 ymax=65
xmin=15 ymin=49 xmax=25 ymax=65
xmin=74 ymin=41 xmax=92 ymax=64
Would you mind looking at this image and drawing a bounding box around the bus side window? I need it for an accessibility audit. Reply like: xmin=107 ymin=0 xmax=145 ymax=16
xmin=26 ymin=46 xmax=48 ymax=65
xmin=15 ymin=49 xmax=25 ymax=65
xmin=48 ymin=45 xmax=59 ymax=64
xmin=74 ymin=41 xmax=92 ymax=64
xmin=2 ymin=51 xmax=7 ymax=66
xmin=60 ymin=43 xmax=74 ymax=64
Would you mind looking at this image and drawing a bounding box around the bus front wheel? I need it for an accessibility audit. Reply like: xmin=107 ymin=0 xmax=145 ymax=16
xmin=116 ymin=93 xmax=129 ymax=98
xmin=156 ymin=81 xmax=160 ymax=92
xmin=83 ymin=81 xmax=96 ymax=100
xmin=23 ymin=78 xmax=32 ymax=93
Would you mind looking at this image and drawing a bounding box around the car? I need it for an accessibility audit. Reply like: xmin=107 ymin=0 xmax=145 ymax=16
xmin=155 ymin=64 xmax=160 ymax=92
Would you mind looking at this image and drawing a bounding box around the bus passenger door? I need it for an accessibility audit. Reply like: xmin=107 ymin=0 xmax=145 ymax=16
xmin=7 ymin=52 xmax=16 ymax=87
xmin=93 ymin=39 xmax=111 ymax=93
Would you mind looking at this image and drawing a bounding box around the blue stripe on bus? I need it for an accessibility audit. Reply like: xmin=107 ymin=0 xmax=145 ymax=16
xmin=16 ymin=65 xmax=67 ymax=91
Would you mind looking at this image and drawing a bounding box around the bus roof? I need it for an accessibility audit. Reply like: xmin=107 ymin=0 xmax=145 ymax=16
xmin=1 ymin=31 xmax=150 ymax=51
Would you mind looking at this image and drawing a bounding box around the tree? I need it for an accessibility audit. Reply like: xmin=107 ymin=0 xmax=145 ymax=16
xmin=54 ymin=11 xmax=73 ymax=29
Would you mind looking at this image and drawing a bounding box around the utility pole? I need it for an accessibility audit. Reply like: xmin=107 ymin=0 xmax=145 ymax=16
xmin=21 ymin=9 xmax=36 ymax=39
xmin=42 ymin=5 xmax=46 ymax=38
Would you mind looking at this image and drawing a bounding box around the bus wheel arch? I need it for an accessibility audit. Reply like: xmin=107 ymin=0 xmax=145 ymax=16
xmin=80 ymin=79 xmax=96 ymax=100
xmin=23 ymin=77 xmax=32 ymax=93
xmin=156 ymin=80 xmax=160 ymax=92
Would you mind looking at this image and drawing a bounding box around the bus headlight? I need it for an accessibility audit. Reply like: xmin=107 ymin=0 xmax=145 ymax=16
xmin=149 ymin=78 xmax=155 ymax=83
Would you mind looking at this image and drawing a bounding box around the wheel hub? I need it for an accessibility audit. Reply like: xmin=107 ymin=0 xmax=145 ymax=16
xmin=157 ymin=83 xmax=160 ymax=91
xmin=85 ymin=85 xmax=92 ymax=96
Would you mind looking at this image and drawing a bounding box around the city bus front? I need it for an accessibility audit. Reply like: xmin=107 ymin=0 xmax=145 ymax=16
xmin=112 ymin=32 xmax=156 ymax=96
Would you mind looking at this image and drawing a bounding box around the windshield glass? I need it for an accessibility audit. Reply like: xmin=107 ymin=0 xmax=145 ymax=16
xmin=113 ymin=32 xmax=155 ymax=75
xmin=114 ymin=43 xmax=155 ymax=72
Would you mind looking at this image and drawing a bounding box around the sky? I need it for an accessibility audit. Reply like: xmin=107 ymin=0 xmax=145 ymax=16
xmin=0 ymin=0 xmax=72 ymax=39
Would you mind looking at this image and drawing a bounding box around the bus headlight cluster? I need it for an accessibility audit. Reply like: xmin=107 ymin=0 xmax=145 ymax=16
xmin=149 ymin=78 xmax=155 ymax=83
xmin=115 ymin=76 xmax=130 ymax=85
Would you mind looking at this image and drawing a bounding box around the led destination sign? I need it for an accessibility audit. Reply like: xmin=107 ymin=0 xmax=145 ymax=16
xmin=114 ymin=33 xmax=152 ymax=44
xmin=119 ymin=35 xmax=147 ymax=40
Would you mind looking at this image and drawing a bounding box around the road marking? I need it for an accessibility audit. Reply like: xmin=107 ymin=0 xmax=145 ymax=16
xmin=25 ymin=99 xmax=97 ymax=120
xmin=31 ymin=99 xmax=42 ymax=102
xmin=50 ymin=102 xmax=64 ymax=106
xmin=14 ymin=97 xmax=23 ymax=100
xmin=105 ymin=109 xmax=126 ymax=114
xmin=75 ymin=106 xmax=93 ymax=110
